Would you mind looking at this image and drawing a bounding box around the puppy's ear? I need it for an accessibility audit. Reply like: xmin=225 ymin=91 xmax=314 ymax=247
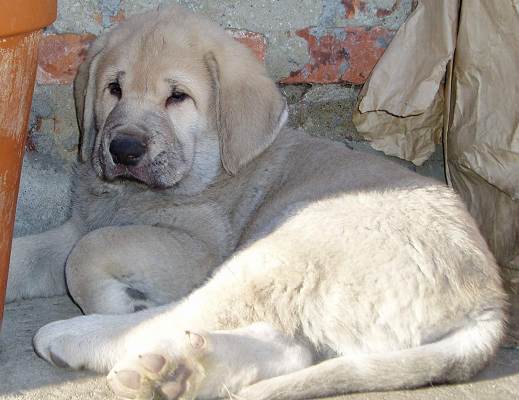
xmin=74 ymin=37 xmax=106 ymax=163
xmin=205 ymin=50 xmax=287 ymax=175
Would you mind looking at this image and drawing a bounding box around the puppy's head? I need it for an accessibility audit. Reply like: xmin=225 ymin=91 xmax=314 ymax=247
xmin=75 ymin=6 xmax=287 ymax=191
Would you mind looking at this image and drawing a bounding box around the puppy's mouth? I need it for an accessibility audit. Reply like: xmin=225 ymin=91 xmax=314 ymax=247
xmin=101 ymin=152 xmax=176 ymax=190
xmin=106 ymin=163 xmax=153 ymax=185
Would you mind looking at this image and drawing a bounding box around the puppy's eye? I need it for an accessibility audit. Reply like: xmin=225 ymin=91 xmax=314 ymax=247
xmin=108 ymin=82 xmax=122 ymax=99
xmin=166 ymin=91 xmax=188 ymax=107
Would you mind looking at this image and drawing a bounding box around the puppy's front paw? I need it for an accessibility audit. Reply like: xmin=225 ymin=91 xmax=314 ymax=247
xmin=107 ymin=331 xmax=208 ymax=400
xmin=33 ymin=318 xmax=86 ymax=369
xmin=33 ymin=314 xmax=127 ymax=372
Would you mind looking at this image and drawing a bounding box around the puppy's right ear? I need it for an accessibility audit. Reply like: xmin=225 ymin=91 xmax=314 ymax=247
xmin=204 ymin=49 xmax=287 ymax=176
xmin=74 ymin=37 xmax=106 ymax=163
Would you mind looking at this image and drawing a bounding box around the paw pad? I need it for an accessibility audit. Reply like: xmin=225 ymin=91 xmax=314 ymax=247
xmin=139 ymin=354 xmax=166 ymax=374
xmin=115 ymin=370 xmax=142 ymax=390
xmin=108 ymin=353 xmax=204 ymax=400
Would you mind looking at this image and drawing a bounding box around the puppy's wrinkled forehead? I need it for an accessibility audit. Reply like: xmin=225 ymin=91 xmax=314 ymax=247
xmin=99 ymin=22 xmax=211 ymax=100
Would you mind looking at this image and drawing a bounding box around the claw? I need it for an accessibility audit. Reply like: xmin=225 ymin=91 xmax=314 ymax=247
xmin=185 ymin=330 xmax=206 ymax=350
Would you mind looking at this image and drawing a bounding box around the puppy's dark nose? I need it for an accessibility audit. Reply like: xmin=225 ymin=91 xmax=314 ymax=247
xmin=109 ymin=135 xmax=146 ymax=166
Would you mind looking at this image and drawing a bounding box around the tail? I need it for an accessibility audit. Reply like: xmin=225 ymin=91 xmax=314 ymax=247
xmin=238 ymin=311 xmax=505 ymax=400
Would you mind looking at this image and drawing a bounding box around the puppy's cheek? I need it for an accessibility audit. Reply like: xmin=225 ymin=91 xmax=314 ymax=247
xmin=148 ymin=157 xmax=177 ymax=189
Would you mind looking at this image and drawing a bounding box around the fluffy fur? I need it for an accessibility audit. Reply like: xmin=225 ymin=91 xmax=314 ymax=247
xmin=6 ymin=6 xmax=506 ymax=400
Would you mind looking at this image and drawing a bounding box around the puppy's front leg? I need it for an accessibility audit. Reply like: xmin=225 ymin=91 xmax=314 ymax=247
xmin=7 ymin=220 xmax=82 ymax=301
xmin=33 ymin=305 xmax=169 ymax=372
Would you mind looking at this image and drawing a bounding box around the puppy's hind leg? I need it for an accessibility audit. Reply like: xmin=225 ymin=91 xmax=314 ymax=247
xmin=238 ymin=311 xmax=505 ymax=400
xmin=66 ymin=225 xmax=219 ymax=314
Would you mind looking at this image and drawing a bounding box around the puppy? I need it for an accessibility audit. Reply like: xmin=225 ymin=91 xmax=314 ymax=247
xmin=7 ymin=5 xmax=506 ymax=400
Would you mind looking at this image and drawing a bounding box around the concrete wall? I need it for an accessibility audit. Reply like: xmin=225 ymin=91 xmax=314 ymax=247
xmin=15 ymin=0 xmax=444 ymax=237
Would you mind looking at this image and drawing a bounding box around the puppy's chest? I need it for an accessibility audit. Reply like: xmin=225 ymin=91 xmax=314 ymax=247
xmin=76 ymin=180 xmax=233 ymax=254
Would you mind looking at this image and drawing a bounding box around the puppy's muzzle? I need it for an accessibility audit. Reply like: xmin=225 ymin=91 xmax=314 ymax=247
xmin=109 ymin=134 xmax=147 ymax=166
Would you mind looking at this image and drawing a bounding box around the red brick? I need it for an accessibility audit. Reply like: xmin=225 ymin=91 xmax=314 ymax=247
xmin=37 ymin=34 xmax=96 ymax=84
xmin=343 ymin=0 xmax=403 ymax=20
xmin=110 ymin=10 xmax=126 ymax=24
xmin=376 ymin=0 xmax=400 ymax=18
xmin=342 ymin=0 xmax=367 ymax=19
xmin=36 ymin=30 xmax=266 ymax=86
xmin=281 ymin=26 xmax=395 ymax=85
xmin=228 ymin=29 xmax=267 ymax=62
xmin=94 ymin=9 xmax=126 ymax=26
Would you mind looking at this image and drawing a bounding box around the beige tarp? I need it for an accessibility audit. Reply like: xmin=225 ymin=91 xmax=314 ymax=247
xmin=353 ymin=0 xmax=519 ymax=269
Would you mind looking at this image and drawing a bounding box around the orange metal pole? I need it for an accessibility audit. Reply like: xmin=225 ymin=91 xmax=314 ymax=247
xmin=0 ymin=0 xmax=57 ymax=329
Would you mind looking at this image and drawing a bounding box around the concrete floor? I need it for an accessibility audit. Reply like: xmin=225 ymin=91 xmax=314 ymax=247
xmin=1 ymin=296 xmax=519 ymax=400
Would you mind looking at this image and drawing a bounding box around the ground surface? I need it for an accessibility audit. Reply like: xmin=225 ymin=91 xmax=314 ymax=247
xmin=1 ymin=295 xmax=519 ymax=400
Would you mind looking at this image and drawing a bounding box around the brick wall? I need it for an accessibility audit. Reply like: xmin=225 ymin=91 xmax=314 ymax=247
xmin=16 ymin=0 xmax=443 ymax=237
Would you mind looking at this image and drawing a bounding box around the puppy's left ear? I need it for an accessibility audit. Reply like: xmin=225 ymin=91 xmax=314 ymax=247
xmin=205 ymin=49 xmax=287 ymax=175
xmin=74 ymin=35 xmax=107 ymax=163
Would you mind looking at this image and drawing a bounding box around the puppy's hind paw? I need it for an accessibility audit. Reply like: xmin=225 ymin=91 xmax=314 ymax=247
xmin=107 ymin=332 xmax=208 ymax=400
